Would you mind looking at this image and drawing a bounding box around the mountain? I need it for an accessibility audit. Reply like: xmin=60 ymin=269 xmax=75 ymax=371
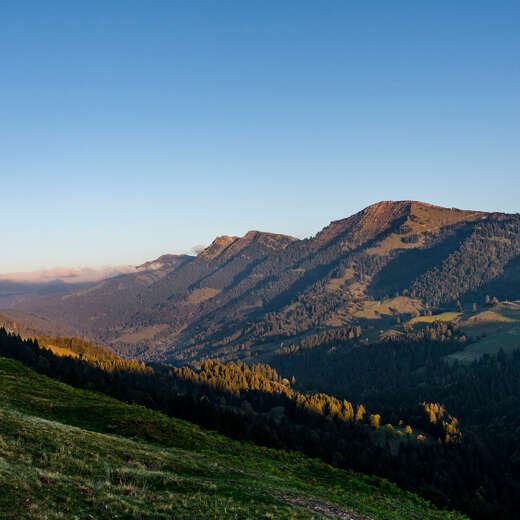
xmin=6 ymin=200 xmax=520 ymax=361
xmin=0 ymin=263 xmax=177 ymax=312
xmin=137 ymin=253 xmax=193 ymax=270
xmin=0 ymin=279 xmax=94 ymax=309
xmin=0 ymin=310 xmax=77 ymax=338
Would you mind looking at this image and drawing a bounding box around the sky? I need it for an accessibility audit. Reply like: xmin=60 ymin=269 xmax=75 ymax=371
xmin=1 ymin=1 xmax=519 ymax=274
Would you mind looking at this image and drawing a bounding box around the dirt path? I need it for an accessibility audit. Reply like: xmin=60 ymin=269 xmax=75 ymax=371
xmin=273 ymin=491 xmax=372 ymax=519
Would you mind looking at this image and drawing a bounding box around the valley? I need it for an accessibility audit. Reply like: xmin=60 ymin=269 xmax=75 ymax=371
xmin=2 ymin=201 xmax=520 ymax=519
xmin=4 ymin=2 xmax=518 ymax=517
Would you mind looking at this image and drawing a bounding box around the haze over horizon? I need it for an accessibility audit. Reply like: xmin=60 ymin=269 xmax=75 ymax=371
xmin=3 ymin=1 xmax=519 ymax=272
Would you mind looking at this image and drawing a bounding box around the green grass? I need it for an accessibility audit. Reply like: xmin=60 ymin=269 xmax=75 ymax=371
xmin=445 ymin=303 xmax=520 ymax=363
xmin=446 ymin=327 xmax=520 ymax=363
xmin=353 ymin=298 xmax=423 ymax=321
xmin=472 ymin=311 xmax=515 ymax=323
xmin=408 ymin=312 xmax=461 ymax=325
xmin=0 ymin=358 xmax=467 ymax=519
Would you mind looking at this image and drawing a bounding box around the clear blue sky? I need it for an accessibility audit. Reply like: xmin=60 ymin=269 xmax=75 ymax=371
xmin=1 ymin=1 xmax=519 ymax=272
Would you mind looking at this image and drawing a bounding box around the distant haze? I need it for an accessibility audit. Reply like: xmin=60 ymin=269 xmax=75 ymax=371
xmin=0 ymin=246 xmax=207 ymax=283
xmin=0 ymin=266 xmax=138 ymax=284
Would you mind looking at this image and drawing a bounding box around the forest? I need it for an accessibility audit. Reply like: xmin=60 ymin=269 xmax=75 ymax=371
xmin=1 ymin=327 xmax=519 ymax=519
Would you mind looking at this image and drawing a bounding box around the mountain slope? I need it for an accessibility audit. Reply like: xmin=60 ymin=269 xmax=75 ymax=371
xmin=9 ymin=201 xmax=520 ymax=361
xmin=0 ymin=358 xmax=466 ymax=520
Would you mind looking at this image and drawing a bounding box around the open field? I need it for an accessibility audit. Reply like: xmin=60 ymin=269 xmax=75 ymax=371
xmin=446 ymin=327 xmax=520 ymax=363
xmin=326 ymin=268 xmax=356 ymax=292
xmin=443 ymin=302 xmax=520 ymax=363
xmin=186 ymin=287 xmax=221 ymax=304
xmin=408 ymin=312 xmax=461 ymax=325
xmin=114 ymin=324 xmax=170 ymax=344
xmin=353 ymin=297 xmax=423 ymax=320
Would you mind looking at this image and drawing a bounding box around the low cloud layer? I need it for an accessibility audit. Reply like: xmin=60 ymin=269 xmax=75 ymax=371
xmin=0 ymin=265 xmax=137 ymax=285
xmin=190 ymin=244 xmax=206 ymax=255
xmin=1 ymin=245 xmax=208 ymax=285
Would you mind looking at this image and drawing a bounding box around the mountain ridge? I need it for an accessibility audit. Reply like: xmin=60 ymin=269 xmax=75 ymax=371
xmin=137 ymin=253 xmax=193 ymax=271
xmin=4 ymin=200 xmax=519 ymax=361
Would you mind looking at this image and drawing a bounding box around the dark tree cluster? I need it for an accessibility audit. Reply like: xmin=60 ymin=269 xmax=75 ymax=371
xmin=410 ymin=217 xmax=520 ymax=305
xmin=271 ymin=330 xmax=520 ymax=519
xmin=274 ymin=325 xmax=363 ymax=355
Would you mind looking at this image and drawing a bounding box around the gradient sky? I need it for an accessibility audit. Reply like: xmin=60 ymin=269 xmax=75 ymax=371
xmin=1 ymin=1 xmax=519 ymax=273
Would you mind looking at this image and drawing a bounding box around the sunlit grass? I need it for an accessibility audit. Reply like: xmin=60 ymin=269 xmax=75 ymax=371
xmin=408 ymin=312 xmax=461 ymax=325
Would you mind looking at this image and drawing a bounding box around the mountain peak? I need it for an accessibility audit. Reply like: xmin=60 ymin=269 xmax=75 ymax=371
xmin=199 ymin=235 xmax=240 ymax=259
xmin=362 ymin=200 xmax=479 ymax=216
xmin=199 ymin=230 xmax=298 ymax=262
xmin=241 ymin=230 xmax=298 ymax=247
xmin=137 ymin=254 xmax=193 ymax=271
xmin=313 ymin=200 xmax=487 ymax=251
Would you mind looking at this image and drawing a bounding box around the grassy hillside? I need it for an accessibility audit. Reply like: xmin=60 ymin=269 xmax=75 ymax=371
xmin=0 ymin=358 xmax=466 ymax=520
xmin=382 ymin=301 xmax=520 ymax=364
xmin=0 ymin=311 xmax=76 ymax=338
xmin=35 ymin=334 xmax=120 ymax=361
xmin=444 ymin=301 xmax=520 ymax=363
